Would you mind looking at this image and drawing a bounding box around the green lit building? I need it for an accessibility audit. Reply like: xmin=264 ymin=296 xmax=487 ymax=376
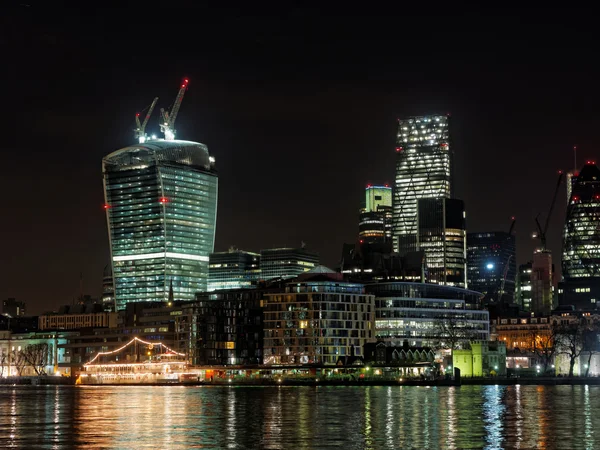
xmin=103 ymin=140 xmax=218 ymax=310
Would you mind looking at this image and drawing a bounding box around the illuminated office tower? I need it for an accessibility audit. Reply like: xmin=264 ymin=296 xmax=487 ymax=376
xmin=516 ymin=262 xmax=533 ymax=311
xmin=359 ymin=184 xmax=393 ymax=244
xmin=393 ymin=115 xmax=452 ymax=255
xmin=259 ymin=247 xmax=319 ymax=280
xmin=417 ymin=198 xmax=466 ymax=287
xmin=103 ymin=140 xmax=218 ymax=310
xmin=560 ymin=161 xmax=600 ymax=310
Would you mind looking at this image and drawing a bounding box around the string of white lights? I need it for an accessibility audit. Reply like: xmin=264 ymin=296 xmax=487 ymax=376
xmin=84 ymin=336 xmax=185 ymax=366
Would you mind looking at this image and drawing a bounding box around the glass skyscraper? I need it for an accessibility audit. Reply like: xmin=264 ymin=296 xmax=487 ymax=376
xmin=393 ymin=115 xmax=452 ymax=254
xmin=103 ymin=140 xmax=218 ymax=310
xmin=208 ymin=249 xmax=260 ymax=291
xmin=559 ymin=161 xmax=600 ymax=310
xmin=359 ymin=185 xmax=393 ymax=244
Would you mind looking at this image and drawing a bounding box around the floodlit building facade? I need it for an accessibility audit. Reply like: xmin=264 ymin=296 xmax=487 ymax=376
xmin=208 ymin=249 xmax=260 ymax=291
xmin=392 ymin=115 xmax=452 ymax=255
xmin=467 ymin=231 xmax=516 ymax=303
xmin=103 ymin=140 xmax=218 ymax=310
xmin=367 ymin=282 xmax=488 ymax=348
xmin=259 ymin=247 xmax=319 ymax=280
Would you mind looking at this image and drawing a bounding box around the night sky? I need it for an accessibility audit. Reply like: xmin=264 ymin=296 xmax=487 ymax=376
xmin=2 ymin=5 xmax=599 ymax=313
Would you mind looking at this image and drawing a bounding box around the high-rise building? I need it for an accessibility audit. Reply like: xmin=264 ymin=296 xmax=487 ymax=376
xmin=467 ymin=231 xmax=516 ymax=303
xmin=560 ymin=161 xmax=600 ymax=310
xmin=103 ymin=140 xmax=218 ymax=310
xmin=259 ymin=247 xmax=319 ymax=280
xmin=208 ymin=249 xmax=261 ymax=291
xmin=359 ymin=184 xmax=393 ymax=244
xmin=101 ymin=264 xmax=116 ymax=312
xmin=392 ymin=115 xmax=452 ymax=255
xmin=516 ymin=262 xmax=533 ymax=311
xmin=417 ymin=198 xmax=467 ymax=287
xmin=532 ymin=250 xmax=554 ymax=315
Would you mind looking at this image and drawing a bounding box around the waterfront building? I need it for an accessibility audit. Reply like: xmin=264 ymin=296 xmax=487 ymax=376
xmin=263 ymin=271 xmax=375 ymax=365
xmin=186 ymin=289 xmax=267 ymax=365
xmin=467 ymin=231 xmax=516 ymax=303
xmin=392 ymin=115 xmax=452 ymax=255
xmin=453 ymin=340 xmax=507 ymax=376
xmin=102 ymin=264 xmax=116 ymax=312
xmin=38 ymin=311 xmax=118 ymax=331
xmin=366 ymin=282 xmax=488 ymax=348
xmin=208 ymin=249 xmax=260 ymax=291
xmin=516 ymin=262 xmax=533 ymax=311
xmin=560 ymin=161 xmax=600 ymax=310
xmin=259 ymin=247 xmax=319 ymax=280
xmin=103 ymin=140 xmax=218 ymax=310
xmin=2 ymin=298 xmax=26 ymax=318
xmin=0 ymin=331 xmax=75 ymax=376
xmin=359 ymin=185 xmax=393 ymax=244
xmin=417 ymin=198 xmax=467 ymax=287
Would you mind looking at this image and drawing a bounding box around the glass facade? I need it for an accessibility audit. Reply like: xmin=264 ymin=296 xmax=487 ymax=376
xmin=393 ymin=115 xmax=452 ymax=254
xmin=467 ymin=231 xmax=516 ymax=302
xmin=563 ymin=162 xmax=600 ymax=279
xmin=417 ymin=198 xmax=467 ymax=287
xmin=366 ymin=282 xmax=488 ymax=347
xmin=208 ymin=250 xmax=260 ymax=291
xmin=516 ymin=262 xmax=533 ymax=311
xmin=359 ymin=185 xmax=393 ymax=244
xmin=103 ymin=140 xmax=218 ymax=310
xmin=259 ymin=248 xmax=319 ymax=280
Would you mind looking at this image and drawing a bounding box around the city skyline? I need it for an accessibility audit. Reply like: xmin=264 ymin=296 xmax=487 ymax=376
xmin=3 ymin=7 xmax=598 ymax=313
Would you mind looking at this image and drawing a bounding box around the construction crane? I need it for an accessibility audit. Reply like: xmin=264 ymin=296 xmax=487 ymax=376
xmin=533 ymin=171 xmax=564 ymax=251
xmin=160 ymin=78 xmax=189 ymax=140
xmin=134 ymin=97 xmax=159 ymax=143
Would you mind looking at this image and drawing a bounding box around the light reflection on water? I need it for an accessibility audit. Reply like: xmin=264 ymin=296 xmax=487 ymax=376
xmin=2 ymin=385 xmax=600 ymax=449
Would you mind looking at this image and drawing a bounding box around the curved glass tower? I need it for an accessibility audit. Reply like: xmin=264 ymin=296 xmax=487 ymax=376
xmin=103 ymin=140 xmax=218 ymax=310
xmin=562 ymin=162 xmax=600 ymax=278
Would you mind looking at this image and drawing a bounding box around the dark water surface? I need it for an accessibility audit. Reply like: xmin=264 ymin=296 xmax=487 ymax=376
xmin=0 ymin=384 xmax=598 ymax=449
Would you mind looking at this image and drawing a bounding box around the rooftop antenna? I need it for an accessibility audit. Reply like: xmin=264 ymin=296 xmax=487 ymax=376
xmin=134 ymin=97 xmax=159 ymax=143
xmin=160 ymin=78 xmax=189 ymax=140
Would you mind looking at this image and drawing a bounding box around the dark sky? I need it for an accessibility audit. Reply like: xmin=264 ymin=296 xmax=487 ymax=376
xmin=2 ymin=5 xmax=599 ymax=314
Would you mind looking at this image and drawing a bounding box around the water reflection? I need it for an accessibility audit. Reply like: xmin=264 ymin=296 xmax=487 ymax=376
xmin=2 ymin=385 xmax=600 ymax=448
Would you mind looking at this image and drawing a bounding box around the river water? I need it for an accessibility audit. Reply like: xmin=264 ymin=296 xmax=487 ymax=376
xmin=0 ymin=384 xmax=598 ymax=449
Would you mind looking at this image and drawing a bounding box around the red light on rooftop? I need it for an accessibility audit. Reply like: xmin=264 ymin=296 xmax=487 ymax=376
xmin=366 ymin=184 xmax=372 ymax=188
xmin=573 ymin=196 xmax=580 ymax=202
xmin=159 ymin=197 xmax=169 ymax=204
xmin=136 ymin=113 xmax=140 ymax=117
xmin=558 ymin=170 xmax=563 ymax=174
xmin=511 ymin=216 xmax=515 ymax=220
xmin=359 ymin=239 xmax=364 ymax=244
xmin=395 ymin=147 xmax=403 ymax=152
xmin=384 ymin=184 xmax=389 ymax=188
xmin=184 ymin=78 xmax=189 ymax=83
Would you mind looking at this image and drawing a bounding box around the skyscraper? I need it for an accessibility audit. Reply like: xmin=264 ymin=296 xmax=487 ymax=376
xmin=516 ymin=262 xmax=533 ymax=311
xmin=359 ymin=184 xmax=393 ymax=244
xmin=467 ymin=232 xmax=516 ymax=303
xmin=393 ymin=115 xmax=452 ymax=255
xmin=103 ymin=140 xmax=218 ymax=310
xmin=417 ymin=198 xmax=467 ymax=287
xmin=560 ymin=161 xmax=600 ymax=310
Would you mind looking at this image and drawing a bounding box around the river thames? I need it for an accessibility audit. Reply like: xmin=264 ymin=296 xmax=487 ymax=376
xmin=0 ymin=384 xmax=598 ymax=449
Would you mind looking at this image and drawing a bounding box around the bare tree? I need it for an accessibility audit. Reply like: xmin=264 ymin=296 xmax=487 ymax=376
xmin=22 ymin=344 xmax=49 ymax=376
xmin=556 ymin=318 xmax=586 ymax=377
xmin=433 ymin=315 xmax=480 ymax=363
xmin=11 ymin=350 xmax=27 ymax=376
xmin=528 ymin=323 xmax=560 ymax=374
xmin=0 ymin=352 xmax=7 ymax=377
xmin=582 ymin=317 xmax=600 ymax=377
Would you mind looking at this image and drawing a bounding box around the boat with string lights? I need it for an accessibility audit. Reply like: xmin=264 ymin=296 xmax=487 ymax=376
xmin=78 ymin=337 xmax=203 ymax=385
